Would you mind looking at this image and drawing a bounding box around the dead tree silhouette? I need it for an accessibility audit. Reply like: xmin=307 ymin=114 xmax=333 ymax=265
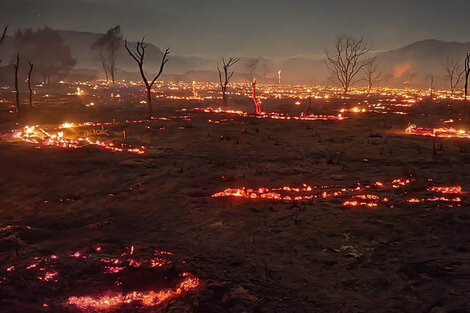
xmin=217 ymin=57 xmax=240 ymax=105
xmin=125 ymin=38 xmax=170 ymax=119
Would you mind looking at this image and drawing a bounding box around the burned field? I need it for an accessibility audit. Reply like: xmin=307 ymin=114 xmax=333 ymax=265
xmin=1 ymin=84 xmax=470 ymax=313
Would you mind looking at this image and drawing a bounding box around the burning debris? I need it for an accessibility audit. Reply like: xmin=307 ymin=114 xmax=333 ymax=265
xmin=405 ymin=124 xmax=470 ymax=139
xmin=0 ymin=245 xmax=200 ymax=312
xmin=10 ymin=124 xmax=146 ymax=155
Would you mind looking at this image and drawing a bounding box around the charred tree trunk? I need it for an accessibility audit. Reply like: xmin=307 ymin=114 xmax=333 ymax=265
xmin=221 ymin=86 xmax=227 ymax=106
xmin=430 ymin=75 xmax=434 ymax=99
xmin=146 ymin=87 xmax=152 ymax=118
xmin=464 ymin=53 xmax=470 ymax=124
xmin=98 ymin=52 xmax=109 ymax=82
xmin=0 ymin=26 xmax=7 ymax=64
xmin=252 ymin=79 xmax=262 ymax=114
xmin=28 ymin=62 xmax=34 ymax=109
xmin=14 ymin=54 xmax=20 ymax=115
xmin=110 ymin=48 xmax=116 ymax=84
xmin=465 ymin=53 xmax=470 ymax=101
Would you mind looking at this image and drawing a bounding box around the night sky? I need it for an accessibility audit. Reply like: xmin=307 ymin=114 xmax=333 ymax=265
xmin=2 ymin=0 xmax=470 ymax=57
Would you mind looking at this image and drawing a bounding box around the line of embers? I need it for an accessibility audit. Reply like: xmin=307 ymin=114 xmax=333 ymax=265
xmin=0 ymin=245 xmax=199 ymax=311
xmin=212 ymin=178 xmax=465 ymax=208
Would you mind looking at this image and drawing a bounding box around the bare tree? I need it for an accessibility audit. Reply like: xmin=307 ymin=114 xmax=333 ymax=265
xmin=0 ymin=26 xmax=7 ymax=64
xmin=28 ymin=61 xmax=34 ymax=109
xmin=442 ymin=57 xmax=464 ymax=96
xmin=125 ymin=38 xmax=170 ymax=119
xmin=107 ymin=27 xmax=121 ymax=84
xmin=14 ymin=54 xmax=20 ymax=115
xmin=217 ymin=57 xmax=240 ymax=105
xmin=363 ymin=57 xmax=381 ymax=94
xmin=465 ymin=53 xmax=470 ymax=101
xmin=325 ymin=35 xmax=372 ymax=94
xmin=92 ymin=26 xmax=122 ymax=83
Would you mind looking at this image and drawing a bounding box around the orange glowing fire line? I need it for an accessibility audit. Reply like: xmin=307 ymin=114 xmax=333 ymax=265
xmin=193 ymin=108 xmax=345 ymax=121
xmin=12 ymin=126 xmax=146 ymax=155
xmin=405 ymin=125 xmax=470 ymax=139
xmin=2 ymin=246 xmax=199 ymax=310
xmin=67 ymin=274 xmax=199 ymax=310
xmin=211 ymin=179 xmax=465 ymax=207
xmin=407 ymin=197 xmax=462 ymax=203
xmin=342 ymin=194 xmax=390 ymax=208
xmin=212 ymin=183 xmax=370 ymax=202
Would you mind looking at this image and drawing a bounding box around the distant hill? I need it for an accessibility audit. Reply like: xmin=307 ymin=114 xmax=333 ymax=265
xmin=376 ymin=39 xmax=470 ymax=87
xmin=1 ymin=28 xmax=469 ymax=87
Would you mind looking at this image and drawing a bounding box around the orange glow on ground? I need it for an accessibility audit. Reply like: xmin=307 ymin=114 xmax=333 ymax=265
xmin=193 ymin=107 xmax=345 ymax=121
xmin=212 ymin=178 xmax=465 ymax=209
xmin=67 ymin=274 xmax=200 ymax=310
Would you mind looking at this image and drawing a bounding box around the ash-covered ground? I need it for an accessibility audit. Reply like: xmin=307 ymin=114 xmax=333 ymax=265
xmin=1 ymin=86 xmax=470 ymax=313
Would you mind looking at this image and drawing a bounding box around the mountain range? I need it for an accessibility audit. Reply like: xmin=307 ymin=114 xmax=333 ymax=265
xmin=1 ymin=29 xmax=469 ymax=87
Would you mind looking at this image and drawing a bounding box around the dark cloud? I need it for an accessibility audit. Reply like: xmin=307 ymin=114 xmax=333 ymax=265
xmin=2 ymin=0 xmax=470 ymax=57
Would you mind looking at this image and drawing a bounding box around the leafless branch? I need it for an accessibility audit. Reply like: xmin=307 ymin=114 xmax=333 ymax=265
xmin=442 ymin=57 xmax=464 ymax=96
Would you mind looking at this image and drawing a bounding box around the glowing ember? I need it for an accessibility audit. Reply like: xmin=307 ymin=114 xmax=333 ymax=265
xmin=406 ymin=124 xmax=470 ymax=139
xmin=343 ymin=194 xmax=385 ymax=208
xmin=211 ymin=177 xmax=465 ymax=208
xmin=2 ymin=245 xmax=200 ymax=311
xmin=37 ymin=271 xmax=59 ymax=282
xmin=212 ymin=184 xmax=320 ymax=202
xmin=427 ymin=186 xmax=465 ymax=195
xmin=67 ymin=274 xmax=199 ymax=310
xmin=193 ymin=108 xmax=345 ymax=121
xmin=407 ymin=197 xmax=462 ymax=203
xmin=392 ymin=178 xmax=413 ymax=189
